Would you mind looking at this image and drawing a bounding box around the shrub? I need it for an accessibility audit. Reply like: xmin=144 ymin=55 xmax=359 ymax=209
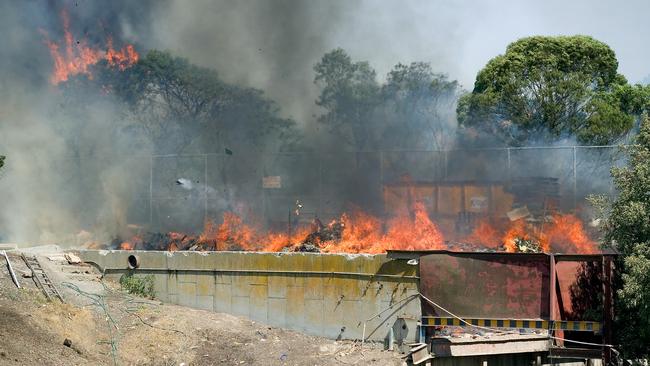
xmin=119 ymin=273 xmax=155 ymax=299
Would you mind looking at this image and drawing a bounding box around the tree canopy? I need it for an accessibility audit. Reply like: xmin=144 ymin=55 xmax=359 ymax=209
xmin=594 ymin=115 xmax=650 ymax=358
xmin=63 ymin=50 xmax=301 ymax=154
xmin=314 ymin=48 xmax=461 ymax=151
xmin=380 ymin=62 xmax=459 ymax=150
xmin=458 ymin=35 xmax=649 ymax=146
xmin=314 ymin=48 xmax=380 ymax=150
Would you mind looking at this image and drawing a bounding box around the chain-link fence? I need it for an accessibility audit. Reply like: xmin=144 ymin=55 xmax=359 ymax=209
xmin=44 ymin=146 xmax=624 ymax=236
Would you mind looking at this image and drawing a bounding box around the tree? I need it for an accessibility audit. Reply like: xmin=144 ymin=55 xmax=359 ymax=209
xmin=314 ymin=48 xmax=380 ymax=150
xmin=380 ymin=62 xmax=460 ymax=150
xmin=593 ymin=115 xmax=650 ymax=359
xmin=89 ymin=50 xmax=300 ymax=154
xmin=314 ymin=50 xmax=462 ymax=151
xmin=458 ymin=36 xmax=647 ymax=146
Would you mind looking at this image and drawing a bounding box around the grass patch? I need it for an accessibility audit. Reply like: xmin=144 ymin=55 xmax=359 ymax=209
xmin=119 ymin=273 xmax=155 ymax=299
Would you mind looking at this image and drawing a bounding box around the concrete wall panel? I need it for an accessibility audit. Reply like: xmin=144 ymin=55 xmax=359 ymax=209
xmin=76 ymin=250 xmax=421 ymax=342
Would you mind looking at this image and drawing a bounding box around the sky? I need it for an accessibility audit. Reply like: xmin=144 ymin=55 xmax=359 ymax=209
xmin=3 ymin=0 xmax=648 ymax=119
xmin=121 ymin=0 xmax=650 ymax=121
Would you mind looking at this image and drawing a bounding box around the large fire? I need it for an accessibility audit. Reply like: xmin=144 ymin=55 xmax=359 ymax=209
xmin=469 ymin=213 xmax=597 ymax=254
xmin=41 ymin=10 xmax=139 ymax=85
xmin=43 ymin=12 xmax=598 ymax=256
xmin=116 ymin=201 xmax=597 ymax=254
xmin=118 ymin=202 xmax=445 ymax=253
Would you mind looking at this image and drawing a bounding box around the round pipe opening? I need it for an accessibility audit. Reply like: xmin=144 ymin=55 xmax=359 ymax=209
xmin=127 ymin=254 xmax=140 ymax=269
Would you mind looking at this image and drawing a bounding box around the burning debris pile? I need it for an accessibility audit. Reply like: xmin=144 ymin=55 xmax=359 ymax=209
xmin=114 ymin=202 xmax=447 ymax=254
xmin=510 ymin=237 xmax=543 ymax=253
xmin=111 ymin=200 xmax=597 ymax=254
xmin=463 ymin=210 xmax=597 ymax=254
xmin=292 ymin=218 xmax=344 ymax=252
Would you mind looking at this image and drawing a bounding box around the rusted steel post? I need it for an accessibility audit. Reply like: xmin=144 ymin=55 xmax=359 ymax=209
xmin=549 ymin=254 xmax=558 ymax=346
xmin=602 ymin=256 xmax=613 ymax=364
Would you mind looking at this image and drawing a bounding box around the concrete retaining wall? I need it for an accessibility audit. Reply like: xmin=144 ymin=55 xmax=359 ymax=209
xmin=77 ymin=250 xmax=421 ymax=343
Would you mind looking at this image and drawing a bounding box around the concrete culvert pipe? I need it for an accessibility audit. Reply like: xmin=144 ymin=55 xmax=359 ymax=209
xmin=127 ymin=254 xmax=140 ymax=269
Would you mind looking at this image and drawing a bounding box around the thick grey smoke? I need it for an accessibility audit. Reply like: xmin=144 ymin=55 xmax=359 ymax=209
xmin=143 ymin=0 xmax=462 ymax=123
xmin=0 ymin=1 xmax=155 ymax=244
xmin=0 ymin=0 xmax=647 ymax=245
xmin=142 ymin=0 xmax=650 ymax=122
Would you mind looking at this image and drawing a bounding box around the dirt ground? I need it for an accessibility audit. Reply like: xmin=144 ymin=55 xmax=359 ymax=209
xmin=0 ymin=250 xmax=404 ymax=366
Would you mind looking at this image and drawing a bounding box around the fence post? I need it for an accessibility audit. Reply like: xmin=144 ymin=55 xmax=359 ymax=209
xmin=506 ymin=148 xmax=511 ymax=181
xmin=149 ymin=155 xmax=153 ymax=229
xmin=262 ymin=156 xmax=267 ymax=230
xmin=573 ymin=147 xmax=577 ymax=211
xmin=443 ymin=150 xmax=448 ymax=180
xmin=204 ymin=154 xmax=208 ymax=223
xmin=318 ymin=154 xmax=323 ymax=218
xmin=379 ymin=151 xmax=385 ymax=217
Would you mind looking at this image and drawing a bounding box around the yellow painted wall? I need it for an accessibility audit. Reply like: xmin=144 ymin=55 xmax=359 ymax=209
xmin=76 ymin=250 xmax=421 ymax=343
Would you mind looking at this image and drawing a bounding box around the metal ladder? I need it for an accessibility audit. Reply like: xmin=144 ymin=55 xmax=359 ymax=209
xmin=21 ymin=254 xmax=64 ymax=303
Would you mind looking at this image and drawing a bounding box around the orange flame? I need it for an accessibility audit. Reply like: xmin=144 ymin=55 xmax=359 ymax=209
xmin=121 ymin=202 xmax=445 ymax=254
xmin=464 ymin=219 xmax=502 ymax=250
xmin=463 ymin=213 xmax=596 ymax=254
xmin=275 ymin=202 xmax=445 ymax=253
xmin=543 ymin=214 xmax=598 ymax=253
xmin=216 ymin=212 xmax=256 ymax=250
xmin=42 ymin=10 xmax=139 ymax=85
xmin=380 ymin=202 xmax=445 ymax=251
xmin=119 ymin=241 xmax=134 ymax=250
xmin=118 ymin=207 xmax=596 ymax=254
xmin=501 ymin=219 xmax=547 ymax=252
xmin=105 ymin=37 xmax=139 ymax=70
